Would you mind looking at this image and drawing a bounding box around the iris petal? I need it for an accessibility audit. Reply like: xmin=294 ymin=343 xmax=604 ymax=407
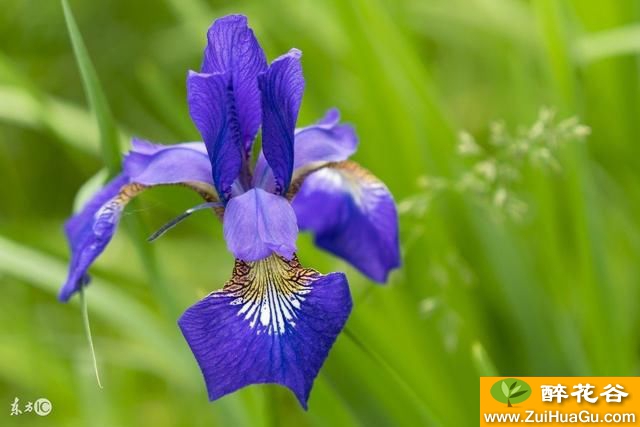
xmin=201 ymin=15 xmax=267 ymax=154
xmin=292 ymin=161 xmax=401 ymax=282
xmin=187 ymin=15 xmax=268 ymax=200
xmin=223 ymin=188 xmax=297 ymax=261
xmin=60 ymin=141 xmax=218 ymax=301
xmin=178 ymin=254 xmax=352 ymax=409
xmin=258 ymin=49 xmax=304 ymax=195
xmin=292 ymin=108 xmax=358 ymax=171
xmin=124 ymin=139 xmax=212 ymax=186
xmin=187 ymin=71 xmax=243 ymax=201
xmin=61 ymin=174 xmax=133 ymax=301
xmin=254 ymin=108 xmax=358 ymax=192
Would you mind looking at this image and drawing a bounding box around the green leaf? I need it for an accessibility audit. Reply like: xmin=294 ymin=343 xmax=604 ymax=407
xmin=576 ymin=24 xmax=640 ymax=64
xmin=511 ymin=385 xmax=521 ymax=395
xmin=509 ymin=390 xmax=529 ymax=399
xmin=62 ymin=0 xmax=121 ymax=177
xmin=501 ymin=381 xmax=510 ymax=398
xmin=509 ymin=380 xmax=518 ymax=390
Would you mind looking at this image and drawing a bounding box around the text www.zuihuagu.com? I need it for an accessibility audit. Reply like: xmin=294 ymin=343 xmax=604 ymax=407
xmin=484 ymin=410 xmax=636 ymax=423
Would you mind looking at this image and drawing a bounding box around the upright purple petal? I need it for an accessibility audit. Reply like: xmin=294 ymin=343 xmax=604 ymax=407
xmin=258 ymin=49 xmax=304 ymax=195
xmin=60 ymin=141 xmax=218 ymax=301
xmin=187 ymin=71 xmax=242 ymax=201
xmin=129 ymin=138 xmax=207 ymax=155
xmin=201 ymin=15 xmax=267 ymax=153
xmin=223 ymin=188 xmax=297 ymax=261
xmin=254 ymin=108 xmax=358 ymax=190
xmin=292 ymin=162 xmax=400 ymax=282
xmin=178 ymin=255 xmax=352 ymax=409
xmin=124 ymin=139 xmax=212 ymax=185
xmin=292 ymin=108 xmax=358 ymax=170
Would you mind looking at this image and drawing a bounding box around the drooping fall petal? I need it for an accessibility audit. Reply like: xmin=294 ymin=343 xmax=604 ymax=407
xmin=178 ymin=255 xmax=352 ymax=409
xmin=60 ymin=141 xmax=217 ymax=301
xmin=292 ymin=161 xmax=400 ymax=282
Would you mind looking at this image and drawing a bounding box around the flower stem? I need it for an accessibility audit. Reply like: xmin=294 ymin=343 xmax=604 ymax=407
xmin=80 ymin=289 xmax=103 ymax=389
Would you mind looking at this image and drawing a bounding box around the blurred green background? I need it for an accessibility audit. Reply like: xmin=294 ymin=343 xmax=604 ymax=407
xmin=1 ymin=0 xmax=639 ymax=426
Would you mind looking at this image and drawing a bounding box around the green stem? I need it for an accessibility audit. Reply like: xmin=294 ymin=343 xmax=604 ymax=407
xmin=80 ymin=289 xmax=103 ymax=389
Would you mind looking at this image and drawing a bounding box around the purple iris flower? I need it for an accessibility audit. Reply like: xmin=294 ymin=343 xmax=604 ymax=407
xmin=60 ymin=15 xmax=400 ymax=408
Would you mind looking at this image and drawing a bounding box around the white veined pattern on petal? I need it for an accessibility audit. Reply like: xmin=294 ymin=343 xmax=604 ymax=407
xmin=215 ymin=254 xmax=318 ymax=335
xmin=296 ymin=161 xmax=390 ymax=213
xmin=334 ymin=161 xmax=390 ymax=213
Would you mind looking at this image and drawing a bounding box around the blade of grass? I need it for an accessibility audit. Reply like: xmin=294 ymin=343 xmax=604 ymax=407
xmin=0 ymin=52 xmax=130 ymax=154
xmin=0 ymin=84 xmax=121 ymax=155
xmin=575 ymin=24 xmax=640 ymax=64
xmin=408 ymin=0 xmax=539 ymax=51
xmin=471 ymin=341 xmax=498 ymax=377
xmin=80 ymin=288 xmax=104 ymax=389
xmin=343 ymin=327 xmax=441 ymax=426
xmin=62 ymin=0 xmax=121 ymax=176
xmin=533 ymin=0 xmax=577 ymax=112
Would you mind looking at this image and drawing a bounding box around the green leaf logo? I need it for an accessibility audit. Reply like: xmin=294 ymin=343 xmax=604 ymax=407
xmin=501 ymin=381 xmax=510 ymax=398
xmin=490 ymin=378 xmax=531 ymax=407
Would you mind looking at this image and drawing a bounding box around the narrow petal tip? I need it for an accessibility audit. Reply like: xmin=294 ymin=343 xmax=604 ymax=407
xmin=287 ymin=47 xmax=302 ymax=59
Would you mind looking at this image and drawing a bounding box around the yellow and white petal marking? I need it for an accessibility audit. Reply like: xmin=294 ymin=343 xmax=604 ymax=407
xmin=291 ymin=160 xmax=400 ymax=282
xmin=333 ymin=161 xmax=391 ymax=209
xmin=297 ymin=161 xmax=389 ymax=210
xmin=216 ymin=254 xmax=319 ymax=335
